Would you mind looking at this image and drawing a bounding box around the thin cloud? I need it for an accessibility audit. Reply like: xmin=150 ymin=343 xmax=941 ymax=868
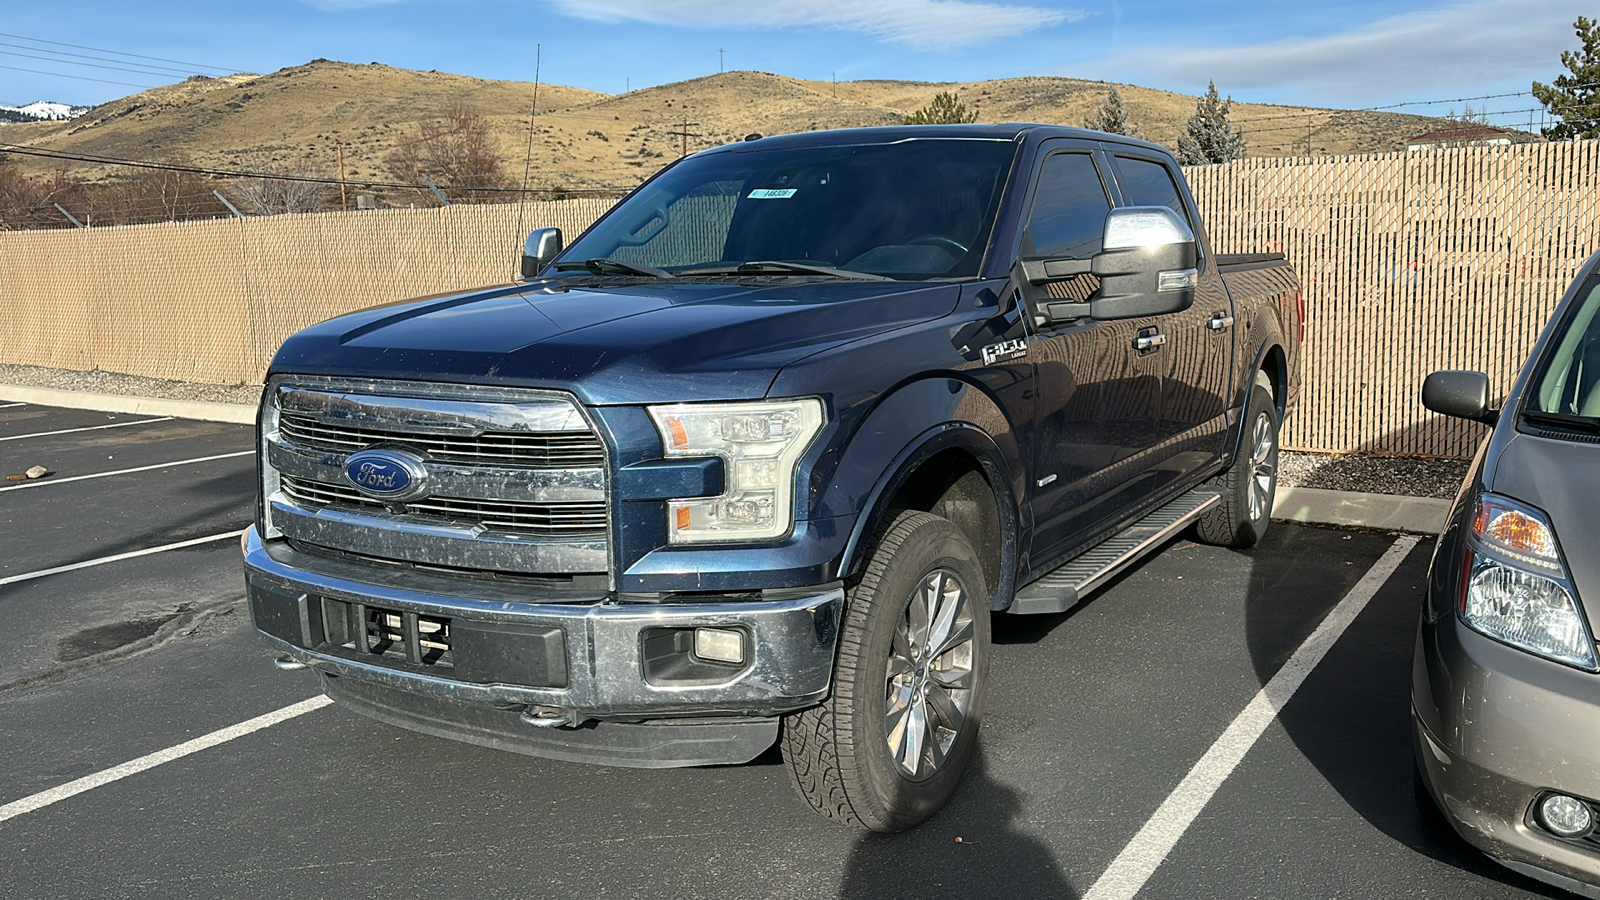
xmin=1086 ymin=0 xmax=1587 ymax=105
xmin=548 ymin=0 xmax=1081 ymax=50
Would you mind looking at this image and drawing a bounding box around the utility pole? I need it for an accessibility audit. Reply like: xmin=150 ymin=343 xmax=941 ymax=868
xmin=674 ymin=113 xmax=701 ymax=157
xmin=719 ymin=49 xmax=724 ymax=74
xmin=832 ymin=72 xmax=836 ymax=98
xmin=337 ymin=144 xmax=349 ymax=212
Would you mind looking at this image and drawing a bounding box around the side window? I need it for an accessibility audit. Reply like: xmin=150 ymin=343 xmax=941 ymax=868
xmin=1023 ymin=152 xmax=1111 ymax=260
xmin=1113 ymin=156 xmax=1192 ymax=226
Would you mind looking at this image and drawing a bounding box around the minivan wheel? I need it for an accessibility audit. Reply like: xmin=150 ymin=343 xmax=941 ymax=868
xmin=1196 ymin=371 xmax=1279 ymax=548
xmin=782 ymin=510 xmax=990 ymax=832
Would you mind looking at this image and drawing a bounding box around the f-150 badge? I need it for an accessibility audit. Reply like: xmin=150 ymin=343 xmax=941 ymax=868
xmin=981 ymin=338 xmax=1028 ymax=365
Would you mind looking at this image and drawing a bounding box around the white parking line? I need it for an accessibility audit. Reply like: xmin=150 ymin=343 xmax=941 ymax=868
xmin=0 ymin=416 xmax=173 ymax=442
xmin=0 ymin=450 xmax=253 ymax=493
xmin=1083 ymin=534 xmax=1421 ymax=900
xmin=0 ymin=696 xmax=332 ymax=825
xmin=0 ymin=530 xmax=245 ymax=587
xmin=0 ymin=402 xmax=26 ymax=409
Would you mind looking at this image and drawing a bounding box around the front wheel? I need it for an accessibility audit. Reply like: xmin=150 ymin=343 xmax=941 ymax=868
xmin=782 ymin=511 xmax=990 ymax=832
xmin=1196 ymin=371 xmax=1279 ymax=548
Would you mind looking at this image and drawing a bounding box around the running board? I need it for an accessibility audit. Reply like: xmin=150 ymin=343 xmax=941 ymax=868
xmin=1006 ymin=488 xmax=1223 ymax=615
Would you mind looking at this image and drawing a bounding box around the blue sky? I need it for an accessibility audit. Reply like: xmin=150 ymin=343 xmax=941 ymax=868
xmin=1 ymin=0 xmax=1588 ymax=129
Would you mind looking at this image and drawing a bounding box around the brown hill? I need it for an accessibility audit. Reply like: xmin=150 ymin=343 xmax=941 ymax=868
xmin=1 ymin=59 xmax=1469 ymax=200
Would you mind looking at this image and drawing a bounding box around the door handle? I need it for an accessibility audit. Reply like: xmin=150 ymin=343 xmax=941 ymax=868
xmin=1207 ymin=313 xmax=1235 ymax=331
xmin=1133 ymin=332 xmax=1167 ymax=351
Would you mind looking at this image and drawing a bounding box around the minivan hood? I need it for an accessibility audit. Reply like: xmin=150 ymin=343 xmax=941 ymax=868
xmin=270 ymin=279 xmax=960 ymax=405
xmin=1489 ymin=430 xmax=1600 ymax=635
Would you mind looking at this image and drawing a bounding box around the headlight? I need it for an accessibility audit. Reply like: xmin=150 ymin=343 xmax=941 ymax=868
xmin=259 ymin=386 xmax=283 ymax=540
xmin=648 ymin=398 xmax=825 ymax=544
xmin=1461 ymin=494 xmax=1596 ymax=671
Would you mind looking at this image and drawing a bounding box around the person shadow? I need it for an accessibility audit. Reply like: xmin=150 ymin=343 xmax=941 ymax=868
xmin=837 ymin=748 xmax=1077 ymax=899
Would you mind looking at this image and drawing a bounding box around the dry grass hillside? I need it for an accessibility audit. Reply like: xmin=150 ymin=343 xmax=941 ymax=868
xmin=2 ymin=59 xmax=1463 ymax=199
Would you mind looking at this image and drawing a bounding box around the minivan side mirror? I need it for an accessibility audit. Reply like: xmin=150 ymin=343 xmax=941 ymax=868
xmin=521 ymin=227 xmax=564 ymax=279
xmin=1422 ymin=370 xmax=1499 ymax=425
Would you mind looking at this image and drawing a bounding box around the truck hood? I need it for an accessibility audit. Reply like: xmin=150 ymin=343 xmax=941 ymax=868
xmin=270 ymin=279 xmax=961 ymax=405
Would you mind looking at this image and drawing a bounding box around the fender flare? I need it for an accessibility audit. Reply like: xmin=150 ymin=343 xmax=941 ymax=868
xmin=836 ymin=421 xmax=1023 ymax=611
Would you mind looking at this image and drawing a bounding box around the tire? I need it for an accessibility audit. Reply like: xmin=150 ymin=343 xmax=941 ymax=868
xmin=782 ymin=510 xmax=991 ymax=832
xmin=1196 ymin=371 xmax=1279 ymax=548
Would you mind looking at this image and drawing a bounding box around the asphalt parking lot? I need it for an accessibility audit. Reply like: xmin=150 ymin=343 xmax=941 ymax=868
xmin=0 ymin=401 xmax=1572 ymax=899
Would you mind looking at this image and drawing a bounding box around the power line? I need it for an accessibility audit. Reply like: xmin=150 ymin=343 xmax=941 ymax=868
xmin=0 ymin=63 xmax=159 ymax=89
xmin=0 ymin=31 xmax=233 ymax=73
xmin=0 ymin=48 xmax=195 ymax=79
xmin=0 ymin=42 xmax=204 ymax=78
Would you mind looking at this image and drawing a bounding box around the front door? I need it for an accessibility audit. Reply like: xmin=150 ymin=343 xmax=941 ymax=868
xmin=1021 ymin=144 xmax=1165 ymax=572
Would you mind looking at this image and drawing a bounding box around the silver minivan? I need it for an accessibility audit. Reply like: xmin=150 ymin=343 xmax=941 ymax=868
xmin=1414 ymin=249 xmax=1600 ymax=898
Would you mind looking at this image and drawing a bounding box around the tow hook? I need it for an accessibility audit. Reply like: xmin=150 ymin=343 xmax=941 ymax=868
xmin=272 ymin=655 xmax=308 ymax=671
xmin=520 ymin=705 xmax=578 ymax=729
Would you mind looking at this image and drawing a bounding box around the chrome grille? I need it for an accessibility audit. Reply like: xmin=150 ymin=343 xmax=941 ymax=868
xmin=278 ymin=412 xmax=604 ymax=468
xmin=281 ymin=474 xmax=607 ymax=537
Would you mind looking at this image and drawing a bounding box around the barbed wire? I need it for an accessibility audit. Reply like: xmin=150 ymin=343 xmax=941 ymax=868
xmin=0 ymin=143 xmax=631 ymax=195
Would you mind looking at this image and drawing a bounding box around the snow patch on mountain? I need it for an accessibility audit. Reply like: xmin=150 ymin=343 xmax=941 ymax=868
xmin=0 ymin=101 xmax=90 ymax=122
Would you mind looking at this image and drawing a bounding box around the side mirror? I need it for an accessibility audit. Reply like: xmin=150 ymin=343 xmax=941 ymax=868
xmin=521 ymin=227 xmax=564 ymax=279
xmin=1422 ymin=370 xmax=1498 ymax=425
xmin=1088 ymin=207 xmax=1198 ymax=319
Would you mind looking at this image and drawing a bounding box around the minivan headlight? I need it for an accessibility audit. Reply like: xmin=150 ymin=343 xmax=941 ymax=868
xmin=1461 ymin=494 xmax=1597 ymax=671
xmin=648 ymin=399 xmax=825 ymax=544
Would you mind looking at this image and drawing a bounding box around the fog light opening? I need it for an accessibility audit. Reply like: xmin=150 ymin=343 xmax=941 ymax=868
xmin=694 ymin=627 xmax=746 ymax=665
xmin=1538 ymin=793 xmax=1595 ymax=839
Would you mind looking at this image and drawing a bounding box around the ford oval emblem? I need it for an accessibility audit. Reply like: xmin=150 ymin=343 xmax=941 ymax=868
xmin=343 ymin=448 xmax=429 ymax=501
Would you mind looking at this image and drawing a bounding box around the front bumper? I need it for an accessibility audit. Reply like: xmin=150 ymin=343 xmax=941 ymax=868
xmin=1413 ymin=612 xmax=1600 ymax=898
xmin=243 ymin=526 xmax=843 ymax=762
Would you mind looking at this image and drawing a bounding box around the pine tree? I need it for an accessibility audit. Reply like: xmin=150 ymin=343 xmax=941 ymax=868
xmin=904 ymin=92 xmax=979 ymax=125
xmin=1083 ymin=87 xmax=1141 ymax=137
xmin=1533 ymin=16 xmax=1600 ymax=140
xmin=1176 ymin=81 xmax=1247 ymax=165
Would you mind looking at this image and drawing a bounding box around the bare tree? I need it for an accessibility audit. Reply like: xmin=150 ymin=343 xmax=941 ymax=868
xmin=0 ymin=158 xmax=92 ymax=229
xmin=97 ymin=159 xmax=227 ymax=225
xmin=386 ymin=102 xmax=508 ymax=203
xmin=230 ymin=155 xmax=328 ymax=215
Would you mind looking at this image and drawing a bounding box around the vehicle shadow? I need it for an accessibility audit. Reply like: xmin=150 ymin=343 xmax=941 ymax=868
xmin=1249 ymin=419 xmax=1564 ymax=896
xmin=837 ymin=748 xmax=1078 ymax=899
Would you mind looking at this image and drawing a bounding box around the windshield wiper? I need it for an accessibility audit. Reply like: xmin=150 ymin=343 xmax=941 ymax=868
xmin=551 ymin=258 xmax=677 ymax=279
xmin=1522 ymin=409 xmax=1600 ymax=433
xmin=678 ymin=261 xmax=892 ymax=281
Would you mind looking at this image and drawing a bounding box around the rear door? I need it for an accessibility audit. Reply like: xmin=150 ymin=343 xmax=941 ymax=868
xmin=1106 ymin=151 xmax=1234 ymax=493
xmin=1021 ymin=141 xmax=1164 ymax=571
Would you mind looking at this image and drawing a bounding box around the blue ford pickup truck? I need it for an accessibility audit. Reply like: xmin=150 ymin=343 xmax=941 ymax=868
xmin=244 ymin=123 xmax=1302 ymax=831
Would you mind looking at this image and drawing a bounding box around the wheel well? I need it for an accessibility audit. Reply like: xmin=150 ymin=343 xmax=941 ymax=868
xmin=881 ymin=449 xmax=1004 ymax=599
xmin=1260 ymin=345 xmax=1287 ymax=417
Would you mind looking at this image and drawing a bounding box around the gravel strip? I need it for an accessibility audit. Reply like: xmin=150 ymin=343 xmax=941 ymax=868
xmin=1 ymin=364 xmax=1473 ymax=499
xmin=1278 ymin=450 xmax=1468 ymax=500
xmin=0 ymin=364 xmax=262 ymax=406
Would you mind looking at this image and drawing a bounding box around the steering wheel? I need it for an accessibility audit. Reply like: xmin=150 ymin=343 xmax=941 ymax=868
xmin=907 ymin=234 xmax=969 ymax=256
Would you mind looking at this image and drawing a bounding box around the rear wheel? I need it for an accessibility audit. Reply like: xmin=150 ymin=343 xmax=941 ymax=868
xmin=1196 ymin=371 xmax=1279 ymax=548
xmin=782 ymin=510 xmax=990 ymax=832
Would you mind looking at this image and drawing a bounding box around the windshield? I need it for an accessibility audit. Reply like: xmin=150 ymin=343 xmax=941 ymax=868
xmin=1529 ymin=275 xmax=1600 ymax=422
xmin=557 ymin=138 xmax=1018 ymax=281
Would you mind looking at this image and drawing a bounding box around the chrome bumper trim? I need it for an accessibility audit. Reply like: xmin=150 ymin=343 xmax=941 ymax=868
xmin=244 ymin=526 xmax=842 ymax=721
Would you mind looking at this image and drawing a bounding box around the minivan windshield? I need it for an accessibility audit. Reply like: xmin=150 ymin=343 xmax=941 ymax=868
xmin=555 ymin=138 xmax=1018 ymax=281
xmin=1529 ymin=275 xmax=1600 ymax=425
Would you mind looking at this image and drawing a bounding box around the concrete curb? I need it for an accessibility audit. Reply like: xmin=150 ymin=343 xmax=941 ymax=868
xmin=2 ymin=384 xmax=1453 ymax=535
xmin=1274 ymin=486 xmax=1450 ymax=535
xmin=0 ymin=384 xmax=255 ymax=425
